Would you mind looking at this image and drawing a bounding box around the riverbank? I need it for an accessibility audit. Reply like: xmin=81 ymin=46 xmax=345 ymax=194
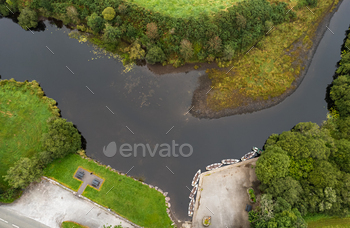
xmin=190 ymin=0 xmax=342 ymax=119
xmin=192 ymin=158 xmax=260 ymax=228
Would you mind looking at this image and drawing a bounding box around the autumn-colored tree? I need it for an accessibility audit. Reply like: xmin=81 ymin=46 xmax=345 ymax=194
xmin=146 ymin=22 xmax=158 ymax=40
xmin=180 ymin=39 xmax=193 ymax=61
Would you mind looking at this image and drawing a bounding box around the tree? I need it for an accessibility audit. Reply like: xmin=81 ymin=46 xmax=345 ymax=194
xmin=222 ymin=44 xmax=235 ymax=61
xmin=102 ymin=7 xmax=116 ymax=21
xmin=180 ymin=39 xmax=193 ymax=61
xmin=331 ymin=139 xmax=350 ymax=173
xmin=129 ymin=41 xmax=145 ymax=61
xmin=66 ymin=6 xmax=79 ymax=24
xmin=255 ymin=146 xmax=290 ymax=184
xmin=146 ymin=22 xmax=158 ymax=40
xmin=145 ymin=46 xmax=166 ymax=64
xmin=42 ymin=117 xmax=81 ymax=159
xmin=330 ymin=75 xmax=350 ymax=117
xmin=35 ymin=151 xmax=53 ymax=168
xmin=87 ymin=13 xmax=104 ymax=33
xmin=3 ymin=157 xmax=42 ymax=189
xmin=207 ymin=36 xmax=222 ymax=54
xmin=308 ymin=160 xmax=340 ymax=188
xmin=236 ymin=13 xmax=246 ymax=51
xmin=18 ymin=7 xmax=38 ymax=30
xmin=103 ymin=23 xmax=121 ymax=43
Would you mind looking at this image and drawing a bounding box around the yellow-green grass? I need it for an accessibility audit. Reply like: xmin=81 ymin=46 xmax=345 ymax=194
xmin=61 ymin=221 xmax=88 ymax=228
xmin=0 ymin=79 xmax=59 ymax=191
xmin=44 ymin=153 xmax=173 ymax=228
xmin=305 ymin=214 xmax=350 ymax=228
xmin=207 ymin=0 xmax=336 ymax=111
xmin=130 ymin=0 xmax=242 ymax=18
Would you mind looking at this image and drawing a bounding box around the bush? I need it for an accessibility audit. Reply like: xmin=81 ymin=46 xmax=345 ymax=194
xmin=145 ymin=46 xmax=166 ymax=64
xmin=180 ymin=39 xmax=194 ymax=61
xmin=222 ymin=44 xmax=235 ymax=61
xmin=0 ymin=4 xmax=10 ymax=16
xmin=66 ymin=6 xmax=79 ymax=24
xmin=146 ymin=22 xmax=158 ymax=40
xmin=102 ymin=7 xmax=116 ymax=21
xmin=129 ymin=41 xmax=145 ymax=61
xmin=103 ymin=23 xmax=121 ymax=43
xmin=207 ymin=36 xmax=222 ymax=54
xmin=87 ymin=13 xmax=104 ymax=33
xmin=18 ymin=7 xmax=38 ymax=30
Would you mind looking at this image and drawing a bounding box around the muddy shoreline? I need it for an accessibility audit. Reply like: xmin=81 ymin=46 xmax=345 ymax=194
xmin=190 ymin=0 xmax=342 ymax=119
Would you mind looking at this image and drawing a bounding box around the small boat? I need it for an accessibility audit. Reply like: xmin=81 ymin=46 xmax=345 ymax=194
xmin=188 ymin=198 xmax=195 ymax=217
xmin=189 ymin=184 xmax=198 ymax=199
xmin=221 ymin=159 xmax=240 ymax=165
xmin=191 ymin=169 xmax=201 ymax=187
xmin=241 ymin=151 xmax=256 ymax=161
xmin=253 ymin=147 xmax=264 ymax=155
xmin=206 ymin=163 xmax=223 ymax=171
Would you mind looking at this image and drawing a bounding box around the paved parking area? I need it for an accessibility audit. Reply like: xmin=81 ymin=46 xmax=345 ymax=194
xmin=192 ymin=158 xmax=260 ymax=228
xmin=75 ymin=167 xmax=104 ymax=195
xmin=1 ymin=179 xmax=135 ymax=228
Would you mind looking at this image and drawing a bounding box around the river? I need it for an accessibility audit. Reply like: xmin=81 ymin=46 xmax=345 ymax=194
xmin=1 ymin=1 xmax=350 ymax=220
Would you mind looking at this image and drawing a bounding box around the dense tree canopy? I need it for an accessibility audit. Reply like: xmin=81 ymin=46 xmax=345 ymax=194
xmin=18 ymin=7 xmax=38 ymax=30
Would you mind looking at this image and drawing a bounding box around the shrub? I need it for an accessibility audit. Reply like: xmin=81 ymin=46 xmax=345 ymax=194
xmin=222 ymin=44 xmax=235 ymax=61
xmin=207 ymin=36 xmax=222 ymax=54
xmin=146 ymin=22 xmax=158 ymax=40
xmin=180 ymin=39 xmax=194 ymax=61
xmin=103 ymin=23 xmax=121 ymax=43
xmin=118 ymin=4 xmax=127 ymax=15
xmin=66 ymin=6 xmax=79 ymax=24
xmin=129 ymin=41 xmax=145 ymax=61
xmin=102 ymin=7 xmax=116 ymax=21
xmin=18 ymin=7 xmax=38 ymax=30
xmin=87 ymin=13 xmax=104 ymax=33
xmin=145 ymin=46 xmax=166 ymax=64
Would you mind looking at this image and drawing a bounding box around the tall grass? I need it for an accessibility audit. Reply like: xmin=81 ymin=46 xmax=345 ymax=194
xmin=131 ymin=0 xmax=242 ymax=17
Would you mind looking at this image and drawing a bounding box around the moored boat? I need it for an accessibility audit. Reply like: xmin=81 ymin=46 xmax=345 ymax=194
xmin=241 ymin=151 xmax=256 ymax=161
xmin=191 ymin=169 xmax=201 ymax=187
xmin=205 ymin=163 xmax=223 ymax=171
xmin=188 ymin=198 xmax=195 ymax=217
xmin=189 ymin=184 xmax=198 ymax=199
xmin=221 ymin=159 xmax=240 ymax=165
xmin=253 ymin=147 xmax=264 ymax=155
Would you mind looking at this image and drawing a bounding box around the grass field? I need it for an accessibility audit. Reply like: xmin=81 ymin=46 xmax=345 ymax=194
xmin=207 ymin=0 xmax=337 ymax=110
xmin=305 ymin=214 xmax=350 ymax=228
xmin=0 ymin=79 xmax=59 ymax=191
xmin=131 ymin=0 xmax=242 ymax=17
xmin=44 ymin=153 xmax=173 ymax=228
xmin=61 ymin=221 xmax=88 ymax=228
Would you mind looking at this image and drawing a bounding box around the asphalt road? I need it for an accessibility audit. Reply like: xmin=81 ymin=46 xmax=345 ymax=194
xmin=0 ymin=207 xmax=49 ymax=228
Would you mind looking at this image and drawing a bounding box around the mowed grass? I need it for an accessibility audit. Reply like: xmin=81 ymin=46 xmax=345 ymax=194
xmin=44 ymin=153 xmax=173 ymax=228
xmin=305 ymin=214 xmax=350 ymax=228
xmin=207 ymin=0 xmax=335 ymax=110
xmin=61 ymin=221 xmax=88 ymax=228
xmin=0 ymin=79 xmax=59 ymax=191
xmin=131 ymin=0 xmax=242 ymax=17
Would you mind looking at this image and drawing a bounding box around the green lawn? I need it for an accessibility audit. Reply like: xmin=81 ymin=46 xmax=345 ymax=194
xmin=44 ymin=153 xmax=173 ymax=228
xmin=61 ymin=221 xmax=88 ymax=228
xmin=305 ymin=214 xmax=350 ymax=228
xmin=130 ymin=0 xmax=242 ymax=18
xmin=0 ymin=79 xmax=59 ymax=191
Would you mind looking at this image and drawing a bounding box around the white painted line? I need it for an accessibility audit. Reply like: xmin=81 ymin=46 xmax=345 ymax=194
xmin=166 ymin=166 xmax=174 ymax=174
xmin=66 ymin=66 xmax=75 ymax=74
xmin=125 ymin=126 xmax=134 ymax=134
xmin=46 ymin=46 xmax=54 ymax=54
xmin=106 ymin=106 xmax=115 ymax=114
xmin=0 ymin=218 xmax=8 ymax=223
xmin=12 ymin=224 xmax=19 ymax=228
xmin=326 ymin=26 xmax=334 ymax=35
xmin=86 ymin=86 xmax=94 ymax=94
xmin=165 ymin=126 xmax=174 ymax=135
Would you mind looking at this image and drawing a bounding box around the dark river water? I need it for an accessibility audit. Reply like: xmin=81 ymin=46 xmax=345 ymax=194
xmin=1 ymin=1 xmax=350 ymax=220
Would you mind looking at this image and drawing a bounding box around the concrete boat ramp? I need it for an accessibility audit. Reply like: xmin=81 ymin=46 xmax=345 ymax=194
xmin=191 ymin=158 xmax=259 ymax=228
